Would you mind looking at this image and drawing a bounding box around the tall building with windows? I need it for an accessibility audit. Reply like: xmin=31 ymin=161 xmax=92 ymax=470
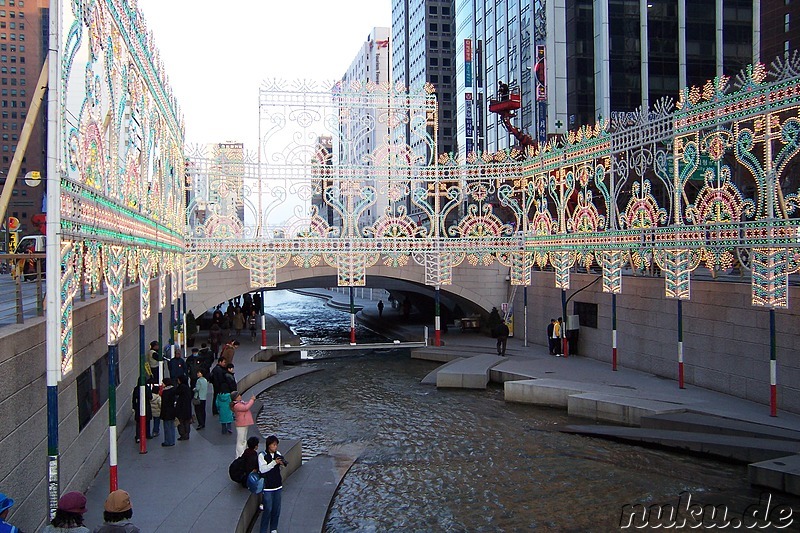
xmin=338 ymin=27 xmax=391 ymax=228
xmin=392 ymin=0 xmax=456 ymax=159
xmin=2 ymin=0 xmax=48 ymax=237
xmin=760 ymin=0 xmax=800 ymax=62
xmin=457 ymin=0 xmax=760 ymax=157
xmin=454 ymin=0 xmax=533 ymax=156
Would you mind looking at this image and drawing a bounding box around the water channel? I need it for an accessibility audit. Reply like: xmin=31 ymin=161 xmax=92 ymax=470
xmin=256 ymin=290 xmax=798 ymax=531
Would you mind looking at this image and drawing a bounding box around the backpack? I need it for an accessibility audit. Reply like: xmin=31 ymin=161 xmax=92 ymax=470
xmin=246 ymin=471 xmax=264 ymax=494
xmin=229 ymin=455 xmax=248 ymax=485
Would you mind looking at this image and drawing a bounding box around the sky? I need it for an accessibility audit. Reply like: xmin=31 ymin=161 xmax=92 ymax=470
xmin=137 ymin=0 xmax=392 ymax=150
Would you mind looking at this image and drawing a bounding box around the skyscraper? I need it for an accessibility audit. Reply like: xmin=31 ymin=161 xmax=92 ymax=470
xmin=392 ymin=0 xmax=456 ymax=158
xmin=2 ymin=0 xmax=48 ymax=237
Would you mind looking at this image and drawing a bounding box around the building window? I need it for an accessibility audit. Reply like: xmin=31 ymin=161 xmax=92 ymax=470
xmin=786 ymin=14 xmax=791 ymax=32
xmin=430 ymin=23 xmax=438 ymax=32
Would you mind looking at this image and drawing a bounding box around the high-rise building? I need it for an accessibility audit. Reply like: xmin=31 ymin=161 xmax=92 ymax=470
xmin=2 ymin=0 xmax=48 ymax=238
xmin=392 ymin=0 xmax=456 ymax=158
xmin=457 ymin=0 xmax=760 ymax=157
xmin=454 ymin=0 xmax=533 ymax=156
xmin=760 ymin=0 xmax=800 ymax=62
xmin=339 ymin=27 xmax=391 ymax=229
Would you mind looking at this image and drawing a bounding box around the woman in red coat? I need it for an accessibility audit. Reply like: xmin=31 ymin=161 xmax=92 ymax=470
xmin=231 ymin=391 xmax=255 ymax=457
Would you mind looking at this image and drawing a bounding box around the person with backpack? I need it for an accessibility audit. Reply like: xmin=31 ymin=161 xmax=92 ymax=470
xmin=229 ymin=436 xmax=261 ymax=488
xmin=258 ymin=435 xmax=287 ymax=533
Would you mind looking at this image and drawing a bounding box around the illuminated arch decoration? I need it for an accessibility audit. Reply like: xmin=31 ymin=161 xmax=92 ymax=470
xmin=60 ymin=241 xmax=79 ymax=376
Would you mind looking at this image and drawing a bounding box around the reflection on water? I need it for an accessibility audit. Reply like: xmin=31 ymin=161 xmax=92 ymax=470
xmin=258 ymin=292 xmax=798 ymax=531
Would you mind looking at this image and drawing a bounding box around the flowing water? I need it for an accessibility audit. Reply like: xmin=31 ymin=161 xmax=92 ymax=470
xmin=257 ymin=291 xmax=799 ymax=532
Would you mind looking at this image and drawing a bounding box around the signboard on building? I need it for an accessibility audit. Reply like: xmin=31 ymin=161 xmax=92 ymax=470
xmin=535 ymin=45 xmax=546 ymax=101
xmin=464 ymin=39 xmax=473 ymax=87
xmin=465 ymin=92 xmax=473 ymax=136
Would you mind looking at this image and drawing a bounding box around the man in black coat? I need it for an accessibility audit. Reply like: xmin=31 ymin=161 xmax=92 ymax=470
xmin=209 ymin=357 xmax=228 ymax=415
xmin=160 ymin=378 xmax=178 ymax=447
xmin=174 ymin=376 xmax=194 ymax=441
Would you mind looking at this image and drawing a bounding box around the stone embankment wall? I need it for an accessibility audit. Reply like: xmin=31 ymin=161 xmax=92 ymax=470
xmin=515 ymin=271 xmax=800 ymax=414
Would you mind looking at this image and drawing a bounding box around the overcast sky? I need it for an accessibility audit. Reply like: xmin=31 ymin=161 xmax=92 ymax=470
xmin=137 ymin=0 xmax=391 ymax=150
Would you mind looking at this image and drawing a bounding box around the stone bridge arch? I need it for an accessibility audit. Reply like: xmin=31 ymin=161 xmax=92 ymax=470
xmin=186 ymin=261 xmax=512 ymax=320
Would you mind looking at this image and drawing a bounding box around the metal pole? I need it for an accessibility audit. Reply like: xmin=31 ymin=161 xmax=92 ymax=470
xmin=523 ymin=287 xmax=528 ymax=347
xmin=44 ymin=0 xmax=62 ymax=518
xmin=434 ymin=286 xmax=441 ymax=346
xmin=138 ymin=325 xmax=147 ymax=454
xmin=612 ymin=293 xmax=618 ymax=371
xmin=157 ymin=311 xmax=164 ymax=384
xmin=260 ymin=289 xmax=267 ymax=349
xmin=561 ymin=289 xmax=568 ymax=357
xmin=108 ymin=344 xmax=119 ymax=491
xmin=678 ymin=299 xmax=684 ymax=389
xmin=770 ymin=308 xmax=777 ymax=417
xmin=349 ymin=286 xmax=356 ymax=344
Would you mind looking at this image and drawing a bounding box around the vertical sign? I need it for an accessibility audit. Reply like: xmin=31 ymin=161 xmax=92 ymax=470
xmin=476 ymin=93 xmax=484 ymax=151
xmin=464 ymin=39 xmax=473 ymax=87
xmin=535 ymin=45 xmax=547 ymax=144
xmin=465 ymin=92 xmax=474 ymax=154
xmin=476 ymin=40 xmax=483 ymax=88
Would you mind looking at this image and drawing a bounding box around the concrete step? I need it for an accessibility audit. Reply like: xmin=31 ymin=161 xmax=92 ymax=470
xmin=436 ymin=354 xmax=505 ymax=389
xmin=504 ymin=378 xmax=614 ymax=408
xmin=563 ymin=425 xmax=800 ymax=463
xmin=568 ymin=392 xmax=685 ymax=426
xmin=420 ymin=357 xmax=466 ymax=385
xmin=749 ymin=454 xmax=800 ymax=496
xmin=641 ymin=411 xmax=800 ymax=441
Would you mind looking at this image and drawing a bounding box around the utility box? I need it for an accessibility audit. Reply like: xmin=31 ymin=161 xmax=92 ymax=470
xmin=567 ymin=314 xmax=580 ymax=330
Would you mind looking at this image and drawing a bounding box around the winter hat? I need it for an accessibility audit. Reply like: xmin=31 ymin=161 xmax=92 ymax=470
xmin=0 ymin=493 xmax=13 ymax=514
xmin=104 ymin=490 xmax=132 ymax=513
xmin=58 ymin=491 xmax=87 ymax=514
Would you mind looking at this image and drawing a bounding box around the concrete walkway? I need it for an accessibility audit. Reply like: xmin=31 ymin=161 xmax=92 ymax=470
xmin=81 ymin=288 xmax=800 ymax=532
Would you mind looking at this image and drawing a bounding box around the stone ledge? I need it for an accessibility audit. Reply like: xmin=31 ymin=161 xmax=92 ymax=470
xmin=568 ymin=392 xmax=685 ymax=426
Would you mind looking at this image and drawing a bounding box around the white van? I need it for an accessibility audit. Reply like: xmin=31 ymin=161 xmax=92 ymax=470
xmin=15 ymin=234 xmax=45 ymax=254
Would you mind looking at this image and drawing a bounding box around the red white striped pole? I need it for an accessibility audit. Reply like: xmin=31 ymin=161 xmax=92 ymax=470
xmin=349 ymin=286 xmax=356 ymax=344
xmin=770 ymin=308 xmax=777 ymax=417
xmin=108 ymin=344 xmax=119 ymax=491
xmin=612 ymin=293 xmax=617 ymax=371
xmin=260 ymin=314 xmax=267 ymax=350
xmin=434 ymin=286 xmax=441 ymax=346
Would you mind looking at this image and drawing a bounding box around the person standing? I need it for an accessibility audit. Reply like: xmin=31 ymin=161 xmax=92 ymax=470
xmin=193 ymin=369 xmax=208 ymax=430
xmin=216 ymin=364 xmax=237 ymax=434
xmin=231 ymin=391 xmax=256 ymax=457
xmin=197 ymin=343 xmax=214 ymax=376
xmin=547 ymin=318 xmax=556 ymax=355
xmin=93 ymin=490 xmax=139 ymax=533
xmin=168 ymin=348 xmax=187 ymax=384
xmin=258 ymin=435 xmax=287 ymax=533
xmin=131 ymin=384 xmax=152 ymax=443
xmin=159 ymin=378 xmax=177 ymax=447
xmin=186 ymin=348 xmax=202 ymax=389
xmin=175 ymin=376 xmax=193 ymax=441
xmin=209 ymin=322 xmax=222 ymax=356
xmin=377 ymin=300 xmax=384 ymax=318
xmin=210 ymin=357 xmax=228 ymax=416
xmin=232 ymin=309 xmax=245 ymax=338
xmin=0 ymin=493 xmax=20 ymax=533
xmin=42 ymin=491 xmax=90 ymax=533
xmin=149 ymin=382 xmax=162 ymax=438
xmin=553 ymin=317 xmax=563 ymax=356
xmin=146 ymin=340 xmax=161 ymax=378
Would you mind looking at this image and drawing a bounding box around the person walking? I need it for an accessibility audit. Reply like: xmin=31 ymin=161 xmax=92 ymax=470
xmin=159 ymin=378 xmax=177 ymax=447
xmin=42 ymin=491 xmax=90 ymax=533
xmin=93 ymin=490 xmax=139 ymax=533
xmin=547 ymin=318 xmax=556 ymax=355
xmin=377 ymin=299 xmax=384 ymax=318
xmin=175 ymin=375 xmax=193 ymax=441
xmin=220 ymin=339 xmax=240 ymax=366
xmin=209 ymin=322 xmax=222 ymax=356
xmin=193 ymin=369 xmax=208 ymax=430
xmin=495 ymin=321 xmax=510 ymax=356
xmin=258 ymin=435 xmax=287 ymax=533
xmin=232 ymin=391 xmax=256 ymax=457
xmin=248 ymin=311 xmax=258 ymax=342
